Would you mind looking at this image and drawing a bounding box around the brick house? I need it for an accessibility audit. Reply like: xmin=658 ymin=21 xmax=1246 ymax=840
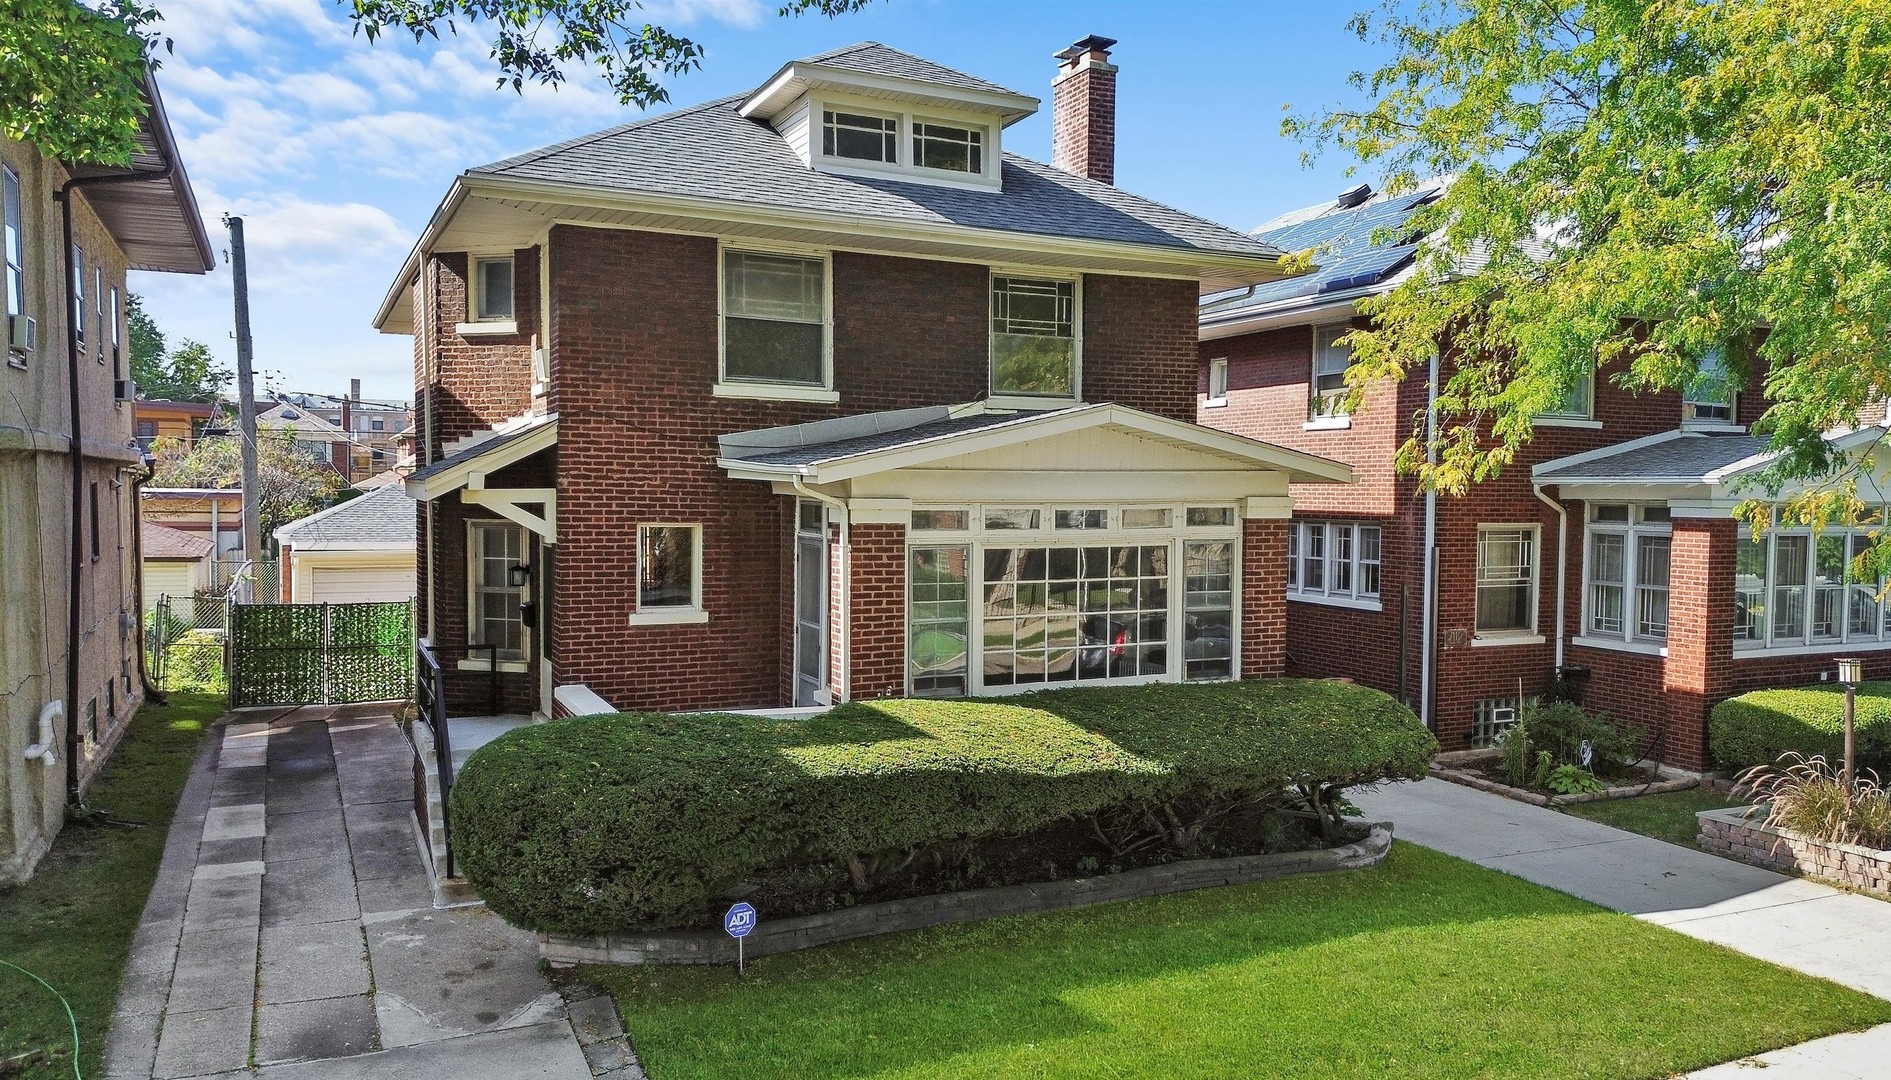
xmin=1196 ymin=181 xmax=1891 ymax=771
xmin=380 ymin=38 xmax=1352 ymax=719
xmin=1 ymin=70 xmax=213 ymax=879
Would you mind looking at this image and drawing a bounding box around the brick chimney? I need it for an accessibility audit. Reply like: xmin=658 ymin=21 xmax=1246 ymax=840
xmin=1051 ymin=35 xmax=1118 ymax=184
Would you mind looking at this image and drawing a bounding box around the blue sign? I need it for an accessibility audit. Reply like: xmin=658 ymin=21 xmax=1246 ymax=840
xmin=724 ymin=902 xmax=757 ymax=939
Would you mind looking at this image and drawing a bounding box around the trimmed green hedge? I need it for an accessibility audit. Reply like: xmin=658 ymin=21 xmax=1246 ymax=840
xmin=1710 ymin=682 xmax=1891 ymax=772
xmin=450 ymin=680 xmax=1435 ymax=934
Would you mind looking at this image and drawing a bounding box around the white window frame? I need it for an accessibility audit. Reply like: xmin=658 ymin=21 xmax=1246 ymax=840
xmin=468 ymin=254 xmax=516 ymax=324
xmin=1474 ymin=524 xmax=1540 ymax=641
xmin=72 ymin=244 xmax=85 ymax=352
xmin=1683 ymin=345 xmax=1738 ymax=427
xmin=1285 ymin=519 xmax=1384 ymax=610
xmin=988 ymin=270 xmax=1082 ymax=406
xmin=1578 ymin=504 xmax=1672 ymax=650
xmin=1733 ymin=508 xmax=1891 ymax=655
xmin=902 ymin=502 xmax=1242 ymax=695
xmin=714 ymin=242 xmax=837 ymax=403
xmin=464 ymin=520 xmax=529 ymax=670
xmin=630 ymin=523 xmax=707 ymax=625
xmin=5 ymin=163 xmax=26 ymax=366
xmin=1309 ymin=322 xmax=1353 ymax=422
xmin=821 ymin=106 xmax=901 ymax=166
xmin=910 ymin=116 xmax=988 ymax=178
xmin=1205 ymin=357 xmax=1229 ymax=408
xmin=1537 ymin=366 xmax=1597 ymax=424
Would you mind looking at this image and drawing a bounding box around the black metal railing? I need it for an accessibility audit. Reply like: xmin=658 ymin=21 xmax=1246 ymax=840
xmin=416 ymin=639 xmax=454 ymax=878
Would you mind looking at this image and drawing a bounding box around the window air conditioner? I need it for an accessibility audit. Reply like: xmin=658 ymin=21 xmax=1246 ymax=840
xmin=8 ymin=314 xmax=36 ymax=351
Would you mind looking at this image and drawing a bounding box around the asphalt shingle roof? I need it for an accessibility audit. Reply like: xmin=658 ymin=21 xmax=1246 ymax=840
xmin=275 ymin=484 xmax=416 ymax=547
xmin=405 ymin=421 xmax=553 ymax=485
xmin=1535 ymin=433 xmax=1769 ymax=482
xmin=795 ymin=42 xmax=1026 ymax=98
xmin=143 ymin=521 xmax=214 ymax=560
xmin=474 ymin=97 xmax=1275 ymax=259
xmin=737 ymin=409 xmax=1067 ymax=467
xmin=1201 ymin=186 xmax=1444 ymax=318
xmin=260 ymin=402 xmax=348 ymax=440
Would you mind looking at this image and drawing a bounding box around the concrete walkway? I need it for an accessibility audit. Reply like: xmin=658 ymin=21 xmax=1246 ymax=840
xmin=105 ymin=706 xmax=634 ymax=1080
xmin=1355 ymin=778 xmax=1891 ymax=1079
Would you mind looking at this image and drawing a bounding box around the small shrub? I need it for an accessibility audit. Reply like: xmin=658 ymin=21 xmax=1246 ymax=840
xmin=450 ymin=680 xmax=1436 ymax=934
xmin=1711 ymin=684 xmax=1891 ymax=774
xmin=1737 ymin=753 xmax=1891 ymax=850
xmin=1546 ymin=765 xmax=1606 ymax=796
xmin=1497 ymin=702 xmax=1642 ymax=789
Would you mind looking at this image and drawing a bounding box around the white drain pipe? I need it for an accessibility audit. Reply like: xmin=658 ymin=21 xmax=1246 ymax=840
xmin=25 ymin=701 xmax=61 ymax=766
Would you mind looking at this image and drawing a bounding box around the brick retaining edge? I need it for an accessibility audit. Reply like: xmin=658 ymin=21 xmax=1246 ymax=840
xmin=1697 ymin=806 xmax=1891 ymax=897
xmin=1430 ymin=756 xmax=1703 ymax=808
xmin=540 ymin=822 xmax=1395 ymax=967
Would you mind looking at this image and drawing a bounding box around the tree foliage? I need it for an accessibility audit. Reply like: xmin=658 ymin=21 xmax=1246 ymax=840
xmin=150 ymin=427 xmax=344 ymax=538
xmin=128 ymin=294 xmax=230 ymax=402
xmin=3 ymin=0 xmax=875 ymax=165
xmin=1288 ymin=0 xmax=1891 ymax=513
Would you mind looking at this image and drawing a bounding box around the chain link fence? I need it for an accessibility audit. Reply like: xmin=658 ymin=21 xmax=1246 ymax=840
xmin=146 ymin=594 xmax=231 ymax=694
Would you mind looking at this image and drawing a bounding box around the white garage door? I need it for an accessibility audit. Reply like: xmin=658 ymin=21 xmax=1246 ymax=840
xmin=308 ymin=566 xmax=416 ymax=604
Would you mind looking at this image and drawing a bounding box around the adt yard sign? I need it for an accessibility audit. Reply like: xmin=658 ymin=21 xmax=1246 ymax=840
xmin=725 ymin=902 xmax=758 ymax=975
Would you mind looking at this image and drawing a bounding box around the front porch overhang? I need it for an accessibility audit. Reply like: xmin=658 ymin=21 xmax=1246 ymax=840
xmin=405 ymin=416 xmax=558 ymax=542
xmin=1533 ymin=425 xmax=1891 ymax=514
xmin=717 ymin=402 xmax=1353 ymax=510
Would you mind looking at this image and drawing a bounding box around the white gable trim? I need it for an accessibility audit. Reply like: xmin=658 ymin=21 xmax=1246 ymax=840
xmin=406 ymin=419 xmax=558 ymax=502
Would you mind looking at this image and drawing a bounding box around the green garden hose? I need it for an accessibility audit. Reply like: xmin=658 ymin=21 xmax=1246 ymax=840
xmin=0 ymin=957 xmax=83 ymax=1080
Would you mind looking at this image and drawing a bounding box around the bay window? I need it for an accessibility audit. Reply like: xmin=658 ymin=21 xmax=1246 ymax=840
xmin=1287 ymin=520 xmax=1383 ymax=605
xmin=1583 ymin=505 xmax=1670 ymax=645
xmin=1738 ymin=510 xmax=1891 ymax=649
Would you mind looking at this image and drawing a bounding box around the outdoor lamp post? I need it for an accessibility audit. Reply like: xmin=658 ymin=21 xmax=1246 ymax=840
xmin=1838 ymin=657 xmax=1863 ymax=788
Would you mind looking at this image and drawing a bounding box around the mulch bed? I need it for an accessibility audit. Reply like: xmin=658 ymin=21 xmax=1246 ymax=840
xmin=1431 ymin=752 xmax=1705 ymax=807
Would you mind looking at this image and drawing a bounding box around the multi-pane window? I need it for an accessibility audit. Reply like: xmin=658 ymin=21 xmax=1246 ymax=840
xmin=822 ymin=110 xmax=897 ymax=163
xmin=1475 ymin=527 xmax=1537 ymax=634
xmin=912 ymin=121 xmax=982 ymax=173
xmin=983 ymin=545 xmax=1168 ymax=686
xmin=637 ymin=524 xmax=701 ymax=611
xmin=93 ymin=266 xmax=103 ymax=361
xmin=1684 ymin=346 xmax=1736 ymax=423
xmin=990 ymin=276 xmax=1077 ymax=398
xmin=1738 ymin=509 xmax=1891 ymax=649
xmin=1311 ymin=324 xmax=1352 ymax=417
xmin=72 ymin=244 xmax=85 ymax=350
xmin=472 ymin=256 xmax=514 ymax=321
xmin=1286 ymin=520 xmax=1383 ymax=603
xmin=722 ymin=250 xmax=826 ymax=386
xmin=910 ymin=545 xmax=970 ymax=696
xmin=1183 ymin=541 xmax=1235 ymax=680
xmin=109 ymin=285 xmax=122 ymax=376
xmin=1585 ymin=505 xmax=1671 ymax=643
xmin=1206 ymin=357 xmax=1229 ymax=402
xmin=3 ymin=165 xmax=22 ymax=358
xmin=469 ymin=522 xmax=526 ymax=661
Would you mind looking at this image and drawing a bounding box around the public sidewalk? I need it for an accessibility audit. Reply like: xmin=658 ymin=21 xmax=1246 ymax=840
xmin=1355 ymin=778 xmax=1891 ymax=1080
xmin=105 ymin=705 xmax=635 ymax=1080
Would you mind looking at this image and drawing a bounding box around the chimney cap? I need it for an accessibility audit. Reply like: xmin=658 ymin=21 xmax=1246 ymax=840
xmin=1056 ymin=35 xmax=1118 ymax=63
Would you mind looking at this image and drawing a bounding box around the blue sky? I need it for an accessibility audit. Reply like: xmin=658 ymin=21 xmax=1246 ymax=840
xmin=134 ymin=0 xmax=1397 ymax=403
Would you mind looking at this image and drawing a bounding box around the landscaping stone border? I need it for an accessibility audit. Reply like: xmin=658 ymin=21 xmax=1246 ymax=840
xmin=1697 ymin=806 xmax=1891 ymax=897
xmin=1430 ymin=750 xmax=1702 ymax=807
xmin=539 ymin=822 xmax=1395 ymax=967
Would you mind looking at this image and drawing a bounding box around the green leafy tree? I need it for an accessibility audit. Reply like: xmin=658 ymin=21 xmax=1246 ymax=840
xmin=3 ymin=0 xmax=873 ymax=166
xmin=151 ymin=427 xmax=345 ymax=539
xmin=128 ymin=293 xmax=230 ymax=402
xmin=1287 ymin=0 xmax=1891 ymax=525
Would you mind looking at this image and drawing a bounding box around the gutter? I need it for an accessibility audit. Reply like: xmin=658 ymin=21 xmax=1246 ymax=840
xmin=57 ymin=155 xmax=178 ymax=801
xmin=1533 ymin=483 xmax=1569 ymax=670
xmin=792 ymin=477 xmax=850 ymax=705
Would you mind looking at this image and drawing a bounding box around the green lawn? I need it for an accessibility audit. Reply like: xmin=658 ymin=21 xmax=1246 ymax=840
xmin=1564 ymin=788 xmax=1746 ymax=847
xmin=593 ymin=845 xmax=1891 ymax=1080
xmin=0 ymin=692 xmax=222 ymax=1079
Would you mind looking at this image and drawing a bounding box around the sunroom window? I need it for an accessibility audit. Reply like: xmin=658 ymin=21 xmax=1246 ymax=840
xmin=1733 ymin=508 xmax=1891 ymax=649
xmin=991 ymin=276 xmax=1077 ymax=398
xmin=1584 ymin=504 xmax=1670 ymax=643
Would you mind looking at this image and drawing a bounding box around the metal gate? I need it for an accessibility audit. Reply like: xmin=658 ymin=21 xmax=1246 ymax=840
xmin=230 ymin=601 xmax=413 ymax=707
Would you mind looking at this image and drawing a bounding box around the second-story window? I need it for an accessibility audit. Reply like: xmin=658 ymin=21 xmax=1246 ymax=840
xmin=1206 ymin=357 xmax=1229 ymax=404
xmin=722 ymin=249 xmax=827 ymax=387
xmin=471 ymin=256 xmax=514 ymax=322
xmin=4 ymin=164 xmax=23 ymax=364
xmin=1684 ymin=346 xmax=1736 ymax=424
xmin=823 ymin=110 xmax=897 ymax=164
xmin=1311 ymin=324 xmax=1352 ymax=418
xmin=94 ymin=266 xmax=104 ymax=361
xmin=1541 ymin=366 xmax=1594 ymax=420
xmin=109 ymin=285 xmax=121 ymax=377
xmin=913 ymin=121 xmax=983 ymax=173
xmin=990 ymin=276 xmax=1077 ymax=399
xmin=72 ymin=244 xmax=85 ymax=351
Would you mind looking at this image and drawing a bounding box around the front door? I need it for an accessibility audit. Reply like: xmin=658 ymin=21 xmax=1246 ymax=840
xmin=794 ymin=502 xmax=828 ymax=706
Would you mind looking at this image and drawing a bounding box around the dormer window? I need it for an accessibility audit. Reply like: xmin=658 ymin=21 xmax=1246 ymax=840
xmin=823 ymin=110 xmax=897 ymax=164
xmin=913 ymin=121 xmax=983 ymax=174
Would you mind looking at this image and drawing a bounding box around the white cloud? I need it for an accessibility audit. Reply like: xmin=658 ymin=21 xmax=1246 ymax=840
xmin=155 ymin=0 xmax=348 ymax=56
xmin=278 ymin=71 xmax=377 ymax=115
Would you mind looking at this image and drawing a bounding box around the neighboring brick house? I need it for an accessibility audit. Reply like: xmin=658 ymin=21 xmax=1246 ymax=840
xmin=283 ymin=379 xmax=412 ymax=482
xmin=381 ymin=38 xmax=1352 ymax=719
xmin=0 ymin=70 xmax=213 ymax=880
xmin=1196 ymin=181 xmax=1890 ymax=771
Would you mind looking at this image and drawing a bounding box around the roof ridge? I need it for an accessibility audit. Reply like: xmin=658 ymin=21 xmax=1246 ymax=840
xmin=796 ymin=41 xmax=883 ymax=64
xmin=474 ymin=93 xmax=749 ymax=175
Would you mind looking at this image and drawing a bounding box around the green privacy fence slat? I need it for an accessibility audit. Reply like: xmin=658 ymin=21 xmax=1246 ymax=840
xmin=230 ymin=601 xmax=413 ymax=707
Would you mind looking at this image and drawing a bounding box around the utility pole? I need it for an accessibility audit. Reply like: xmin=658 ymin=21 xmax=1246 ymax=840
xmin=228 ymin=216 xmax=262 ymax=576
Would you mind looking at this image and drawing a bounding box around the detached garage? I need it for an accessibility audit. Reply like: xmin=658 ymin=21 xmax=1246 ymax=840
xmin=275 ymin=484 xmax=417 ymax=604
xmin=143 ymin=521 xmax=215 ymax=611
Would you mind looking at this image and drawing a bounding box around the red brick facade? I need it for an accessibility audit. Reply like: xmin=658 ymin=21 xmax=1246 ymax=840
xmin=1050 ymin=50 xmax=1117 ymax=184
xmin=1200 ymin=319 xmax=1837 ymax=771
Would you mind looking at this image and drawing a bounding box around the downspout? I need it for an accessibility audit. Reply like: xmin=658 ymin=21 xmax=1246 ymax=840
xmin=1533 ymin=483 xmax=1568 ymax=671
xmin=1418 ymin=351 xmax=1439 ymax=730
xmin=56 ymin=160 xmax=176 ymax=801
xmin=792 ymin=476 xmax=849 ymax=704
xmin=128 ymin=469 xmax=168 ymax=706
